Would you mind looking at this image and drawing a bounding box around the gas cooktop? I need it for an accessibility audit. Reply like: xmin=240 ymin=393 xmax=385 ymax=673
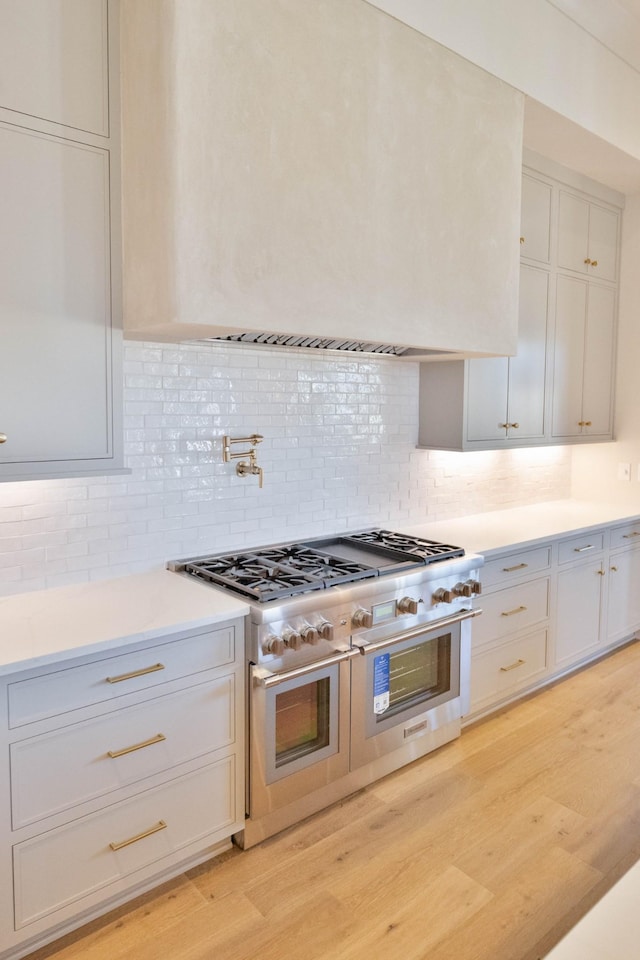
xmin=173 ymin=530 xmax=465 ymax=603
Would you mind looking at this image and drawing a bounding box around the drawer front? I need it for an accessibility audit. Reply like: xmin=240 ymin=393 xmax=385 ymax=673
xmin=558 ymin=532 xmax=604 ymax=564
xmin=14 ymin=758 xmax=237 ymax=928
xmin=482 ymin=546 xmax=551 ymax=589
xmin=610 ymin=521 xmax=640 ymax=550
xmin=8 ymin=626 xmax=236 ymax=728
xmin=11 ymin=676 xmax=236 ymax=829
xmin=471 ymin=628 xmax=548 ymax=713
xmin=473 ymin=578 xmax=549 ymax=649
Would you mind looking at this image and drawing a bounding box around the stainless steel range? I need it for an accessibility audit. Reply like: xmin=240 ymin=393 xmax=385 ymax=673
xmin=169 ymin=529 xmax=482 ymax=848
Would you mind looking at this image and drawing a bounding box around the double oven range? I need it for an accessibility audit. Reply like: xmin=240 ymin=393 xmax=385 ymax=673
xmin=170 ymin=529 xmax=482 ymax=848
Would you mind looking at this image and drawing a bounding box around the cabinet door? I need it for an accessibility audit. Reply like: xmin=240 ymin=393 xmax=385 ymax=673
xmin=506 ymin=265 xmax=548 ymax=440
xmin=0 ymin=123 xmax=116 ymax=468
xmin=465 ymin=357 xmax=509 ymax=442
xmin=0 ymin=0 xmax=109 ymax=135
xmin=607 ymin=550 xmax=640 ymax=644
xmin=555 ymin=560 xmax=603 ymax=667
xmin=587 ymin=204 xmax=619 ymax=282
xmin=557 ymin=191 xmax=590 ymax=275
xmin=551 ymin=275 xmax=586 ymax=438
xmin=582 ymin=283 xmax=615 ymax=437
xmin=520 ymin=173 xmax=552 ymax=264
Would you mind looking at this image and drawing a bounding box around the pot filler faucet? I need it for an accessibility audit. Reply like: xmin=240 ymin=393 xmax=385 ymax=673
xmin=223 ymin=434 xmax=264 ymax=488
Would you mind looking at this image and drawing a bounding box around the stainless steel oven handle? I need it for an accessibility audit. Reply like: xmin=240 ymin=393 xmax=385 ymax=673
xmin=254 ymin=648 xmax=360 ymax=688
xmin=353 ymin=607 xmax=482 ymax=656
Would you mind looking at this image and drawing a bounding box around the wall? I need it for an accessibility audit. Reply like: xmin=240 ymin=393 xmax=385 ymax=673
xmin=364 ymin=0 xmax=640 ymax=162
xmin=0 ymin=341 xmax=571 ymax=597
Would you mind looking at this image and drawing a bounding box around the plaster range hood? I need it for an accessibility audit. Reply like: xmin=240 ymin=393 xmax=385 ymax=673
xmin=120 ymin=0 xmax=523 ymax=361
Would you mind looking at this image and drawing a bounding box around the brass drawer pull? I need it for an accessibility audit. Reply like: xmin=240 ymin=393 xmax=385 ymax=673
xmin=502 ymin=562 xmax=528 ymax=573
xmin=109 ymin=820 xmax=167 ymax=852
xmin=500 ymin=658 xmax=526 ymax=672
xmin=574 ymin=544 xmax=594 ymax=552
xmin=0 ymin=433 xmax=7 ymax=444
xmin=107 ymin=733 xmax=166 ymax=759
xmin=106 ymin=663 xmax=165 ymax=684
xmin=501 ymin=605 xmax=527 ymax=617
xmin=622 ymin=531 xmax=640 ymax=539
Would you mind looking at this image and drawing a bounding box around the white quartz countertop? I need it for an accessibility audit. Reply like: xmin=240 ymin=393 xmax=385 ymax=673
xmin=398 ymin=500 xmax=640 ymax=556
xmin=0 ymin=569 xmax=249 ymax=676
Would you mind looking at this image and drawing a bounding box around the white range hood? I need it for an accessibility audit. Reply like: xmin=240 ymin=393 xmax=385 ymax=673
xmin=120 ymin=0 xmax=523 ymax=360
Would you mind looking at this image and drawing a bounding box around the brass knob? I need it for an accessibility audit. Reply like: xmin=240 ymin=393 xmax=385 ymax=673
xmin=585 ymin=420 xmax=592 ymax=427
xmin=520 ymin=236 xmax=525 ymax=244
xmin=584 ymin=258 xmax=592 ymax=265
xmin=499 ymin=422 xmax=509 ymax=430
xmin=591 ymin=260 xmax=598 ymax=267
xmin=433 ymin=588 xmax=454 ymax=604
xmin=0 ymin=433 xmax=6 ymax=444
xmin=453 ymin=582 xmax=473 ymax=598
xmin=510 ymin=422 xmax=519 ymax=429
xmin=611 ymin=566 xmax=618 ymax=573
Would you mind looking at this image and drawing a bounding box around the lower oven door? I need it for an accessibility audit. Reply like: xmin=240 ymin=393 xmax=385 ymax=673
xmin=350 ymin=609 xmax=477 ymax=771
xmin=249 ymin=649 xmax=358 ymax=820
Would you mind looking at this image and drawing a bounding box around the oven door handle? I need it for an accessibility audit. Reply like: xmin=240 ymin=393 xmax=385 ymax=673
xmin=353 ymin=607 xmax=482 ymax=656
xmin=253 ymin=648 xmax=360 ymax=688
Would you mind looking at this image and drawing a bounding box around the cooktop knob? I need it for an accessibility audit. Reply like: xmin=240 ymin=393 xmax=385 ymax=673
xmin=432 ymin=587 xmax=455 ymax=604
xmin=351 ymin=608 xmax=373 ymax=629
xmin=282 ymin=627 xmax=303 ymax=651
xmin=453 ymin=581 xmax=473 ymax=598
xmin=300 ymin=624 xmax=319 ymax=645
xmin=263 ymin=634 xmax=285 ymax=656
xmin=469 ymin=579 xmax=482 ymax=595
xmin=317 ymin=619 xmax=334 ymax=641
xmin=397 ymin=596 xmax=419 ymax=615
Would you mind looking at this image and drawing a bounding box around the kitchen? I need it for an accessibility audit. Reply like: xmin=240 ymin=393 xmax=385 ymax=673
xmin=2 ymin=0 xmax=640 ymax=958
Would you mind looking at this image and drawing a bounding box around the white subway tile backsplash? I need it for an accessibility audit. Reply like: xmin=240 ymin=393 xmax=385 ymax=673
xmin=0 ymin=340 xmax=572 ymax=594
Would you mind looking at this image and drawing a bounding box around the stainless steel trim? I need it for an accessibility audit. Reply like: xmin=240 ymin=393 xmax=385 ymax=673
xmin=353 ymin=608 xmax=481 ymax=656
xmin=255 ymin=648 xmax=360 ymax=688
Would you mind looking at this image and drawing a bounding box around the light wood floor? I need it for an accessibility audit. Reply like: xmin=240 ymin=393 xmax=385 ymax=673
xmin=26 ymin=640 xmax=640 ymax=960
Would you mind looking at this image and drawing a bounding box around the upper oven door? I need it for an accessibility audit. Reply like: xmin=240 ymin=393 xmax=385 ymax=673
xmin=350 ymin=608 xmax=477 ymax=770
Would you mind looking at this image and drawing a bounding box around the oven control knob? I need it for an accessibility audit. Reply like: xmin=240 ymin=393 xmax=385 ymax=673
xmin=453 ymin=581 xmax=473 ymax=598
xmin=469 ymin=579 xmax=482 ymax=595
xmin=432 ymin=587 xmax=454 ymax=604
xmin=317 ymin=619 xmax=334 ymax=641
xmin=397 ymin=596 xmax=419 ymax=615
xmin=263 ymin=634 xmax=285 ymax=656
xmin=300 ymin=624 xmax=319 ymax=645
xmin=351 ymin=607 xmax=373 ymax=629
xmin=282 ymin=627 xmax=303 ymax=650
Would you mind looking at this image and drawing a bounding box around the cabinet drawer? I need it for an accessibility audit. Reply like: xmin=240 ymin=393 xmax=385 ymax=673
xmin=13 ymin=758 xmax=237 ymax=928
xmin=10 ymin=676 xmax=236 ymax=829
xmin=558 ymin=532 xmax=604 ymax=564
xmin=471 ymin=629 xmax=548 ymax=713
xmin=609 ymin=521 xmax=640 ymax=550
xmin=473 ymin=578 xmax=549 ymax=648
xmin=8 ymin=626 xmax=236 ymax=728
xmin=482 ymin=546 xmax=551 ymax=589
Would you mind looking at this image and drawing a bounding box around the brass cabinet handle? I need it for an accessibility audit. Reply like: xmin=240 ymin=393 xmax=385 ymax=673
xmin=503 ymin=562 xmax=528 ymax=572
xmin=520 ymin=236 xmax=525 ymax=244
xmin=510 ymin=422 xmax=520 ymax=429
xmin=499 ymin=422 xmax=519 ymax=430
xmin=597 ymin=569 xmax=606 ymax=576
xmin=501 ymin=605 xmax=527 ymax=617
xmin=0 ymin=433 xmax=7 ymax=444
xmin=577 ymin=420 xmax=592 ymax=427
xmin=106 ymin=663 xmax=165 ymax=684
xmin=107 ymin=733 xmax=166 ymax=759
xmin=109 ymin=819 xmax=167 ymax=852
xmin=500 ymin=658 xmax=526 ymax=672
xmin=499 ymin=423 xmax=509 ymax=429
xmin=574 ymin=544 xmax=594 ymax=552
xmin=611 ymin=566 xmax=618 ymax=572
xmin=622 ymin=532 xmax=640 ymax=539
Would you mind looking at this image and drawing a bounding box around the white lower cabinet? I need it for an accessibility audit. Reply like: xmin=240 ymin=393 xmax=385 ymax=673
xmin=0 ymin=619 xmax=244 ymax=959
xmin=471 ymin=628 xmax=548 ymax=715
xmin=606 ymin=521 xmax=640 ymax=645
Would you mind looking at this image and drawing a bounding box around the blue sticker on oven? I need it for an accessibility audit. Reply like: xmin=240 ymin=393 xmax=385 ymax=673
xmin=373 ymin=653 xmax=390 ymax=714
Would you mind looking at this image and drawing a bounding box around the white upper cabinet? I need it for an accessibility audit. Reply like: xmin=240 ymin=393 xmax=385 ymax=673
xmin=557 ymin=190 xmax=619 ymax=282
xmin=0 ymin=0 xmax=122 ymax=480
xmin=0 ymin=0 xmax=109 ymax=136
xmin=520 ymin=172 xmax=552 ymax=264
xmin=120 ymin=0 xmax=523 ymax=358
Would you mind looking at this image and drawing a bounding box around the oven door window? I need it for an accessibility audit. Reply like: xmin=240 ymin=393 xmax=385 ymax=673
xmin=365 ymin=623 xmax=461 ymax=737
xmin=264 ymin=664 xmax=340 ymax=784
